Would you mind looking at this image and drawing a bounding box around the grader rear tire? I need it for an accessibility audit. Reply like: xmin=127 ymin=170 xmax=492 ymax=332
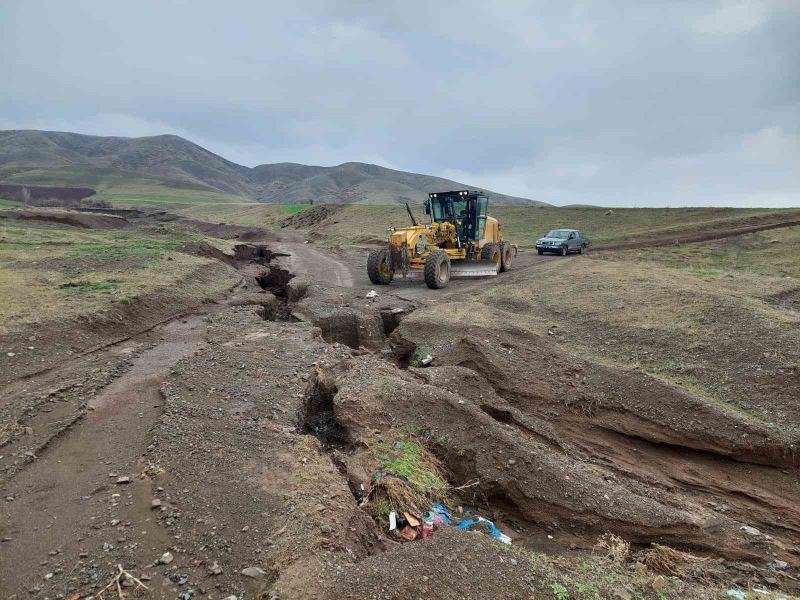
xmin=481 ymin=244 xmax=502 ymax=273
xmin=367 ymin=247 xmax=394 ymax=285
xmin=424 ymin=250 xmax=451 ymax=289
xmin=500 ymin=242 xmax=513 ymax=272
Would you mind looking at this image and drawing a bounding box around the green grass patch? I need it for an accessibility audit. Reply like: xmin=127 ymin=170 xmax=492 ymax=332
xmin=373 ymin=438 xmax=447 ymax=497
xmin=0 ymin=198 xmax=21 ymax=208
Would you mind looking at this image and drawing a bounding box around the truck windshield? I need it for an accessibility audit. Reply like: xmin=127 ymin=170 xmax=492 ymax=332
xmin=545 ymin=230 xmax=571 ymax=239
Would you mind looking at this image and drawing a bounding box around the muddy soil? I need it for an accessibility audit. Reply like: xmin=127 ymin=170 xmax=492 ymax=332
xmin=1 ymin=219 xmax=799 ymax=599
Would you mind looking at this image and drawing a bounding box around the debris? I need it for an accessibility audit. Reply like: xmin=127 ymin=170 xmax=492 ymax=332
xmin=740 ymin=525 xmax=761 ymax=536
xmin=151 ymin=499 xmax=162 ymax=509
xmin=773 ymin=560 xmax=788 ymax=570
xmin=404 ymin=512 xmax=420 ymax=527
xmin=96 ymin=564 xmax=149 ymax=598
xmin=208 ymin=561 xmax=222 ymax=576
xmin=421 ymin=517 xmax=433 ymax=539
xmin=725 ymin=591 xmax=747 ymax=600
xmin=420 ymin=354 xmax=433 ymax=366
xmin=241 ymin=566 xmax=267 ymax=579
xmin=110 ymin=519 xmax=121 ymax=526
xmin=388 ymin=511 xmax=397 ymax=531
xmin=400 ymin=526 xmax=418 ymax=541
xmin=455 ymin=516 xmax=511 ymax=544
xmin=594 ymin=533 xmax=630 ymax=564
xmin=159 ymin=551 xmax=174 ymax=564
xmin=115 ymin=476 xmax=131 ymax=485
xmin=366 ymin=290 xmax=378 ymax=299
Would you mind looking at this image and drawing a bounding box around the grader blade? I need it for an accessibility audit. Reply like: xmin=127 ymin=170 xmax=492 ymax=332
xmin=449 ymin=260 xmax=499 ymax=278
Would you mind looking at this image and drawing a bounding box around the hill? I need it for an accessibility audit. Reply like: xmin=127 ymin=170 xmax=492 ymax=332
xmin=0 ymin=130 xmax=543 ymax=206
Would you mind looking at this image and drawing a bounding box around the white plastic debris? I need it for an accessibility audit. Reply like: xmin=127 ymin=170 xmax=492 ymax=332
xmin=389 ymin=511 xmax=397 ymax=531
xmin=366 ymin=290 xmax=378 ymax=299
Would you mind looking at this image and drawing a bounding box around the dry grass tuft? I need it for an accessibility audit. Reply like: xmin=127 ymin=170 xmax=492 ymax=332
xmin=594 ymin=533 xmax=631 ymax=564
xmin=641 ymin=543 xmax=708 ymax=577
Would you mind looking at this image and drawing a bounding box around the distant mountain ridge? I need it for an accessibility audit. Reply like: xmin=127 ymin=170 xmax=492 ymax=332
xmin=0 ymin=130 xmax=544 ymax=206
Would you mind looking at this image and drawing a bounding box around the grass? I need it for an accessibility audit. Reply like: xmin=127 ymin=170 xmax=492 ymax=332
xmin=248 ymin=203 xmax=800 ymax=249
xmin=0 ymin=214 xmax=238 ymax=332
xmin=620 ymin=227 xmax=800 ymax=279
xmin=0 ymin=198 xmax=21 ymax=208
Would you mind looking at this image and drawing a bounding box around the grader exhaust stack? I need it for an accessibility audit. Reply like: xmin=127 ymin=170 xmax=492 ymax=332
xmin=367 ymin=190 xmax=516 ymax=289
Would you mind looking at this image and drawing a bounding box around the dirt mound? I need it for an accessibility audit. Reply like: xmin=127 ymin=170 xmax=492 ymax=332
xmin=0 ymin=208 xmax=130 ymax=229
xmin=280 ymin=204 xmax=343 ymax=229
xmin=0 ymin=183 xmax=96 ymax=204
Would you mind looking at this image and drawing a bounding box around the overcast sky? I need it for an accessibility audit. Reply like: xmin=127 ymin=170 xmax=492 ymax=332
xmin=1 ymin=1 xmax=798 ymax=207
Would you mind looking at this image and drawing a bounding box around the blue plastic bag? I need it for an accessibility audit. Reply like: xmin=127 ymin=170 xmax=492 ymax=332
xmin=431 ymin=502 xmax=452 ymax=525
xmin=455 ymin=516 xmax=512 ymax=544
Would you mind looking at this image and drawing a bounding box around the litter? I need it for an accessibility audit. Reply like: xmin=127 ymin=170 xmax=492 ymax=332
xmin=366 ymin=290 xmax=378 ymax=299
xmin=388 ymin=511 xmax=397 ymax=531
xmin=400 ymin=526 xmax=418 ymax=541
xmin=403 ymin=512 xmax=420 ymax=527
xmin=725 ymin=591 xmax=747 ymax=600
xmin=431 ymin=503 xmax=451 ymax=525
xmin=455 ymin=516 xmax=512 ymax=544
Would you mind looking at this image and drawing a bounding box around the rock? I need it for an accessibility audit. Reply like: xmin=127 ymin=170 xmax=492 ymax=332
xmin=151 ymin=499 xmax=162 ymax=509
xmin=611 ymin=589 xmax=631 ymax=600
xmin=241 ymin=566 xmax=267 ymax=579
xmin=208 ymin=561 xmax=222 ymax=576
xmin=110 ymin=519 xmax=121 ymax=526
xmin=115 ymin=476 xmax=132 ymax=485
xmin=366 ymin=290 xmax=378 ymax=299
xmin=773 ymin=560 xmax=788 ymax=570
xmin=5 ymin=496 xmax=14 ymax=502
xmin=7 ymin=352 xmax=15 ymax=357
xmin=320 ymin=524 xmax=332 ymax=534
xmin=740 ymin=525 xmax=761 ymax=536
xmin=159 ymin=551 xmax=174 ymax=564
xmin=222 ymin=596 xmax=238 ymax=600
xmin=651 ymin=576 xmax=667 ymax=591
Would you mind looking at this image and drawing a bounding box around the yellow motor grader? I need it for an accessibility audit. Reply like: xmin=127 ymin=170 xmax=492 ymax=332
xmin=367 ymin=190 xmax=515 ymax=289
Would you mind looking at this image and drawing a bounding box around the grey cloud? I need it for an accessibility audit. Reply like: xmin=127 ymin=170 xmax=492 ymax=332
xmin=1 ymin=0 xmax=798 ymax=206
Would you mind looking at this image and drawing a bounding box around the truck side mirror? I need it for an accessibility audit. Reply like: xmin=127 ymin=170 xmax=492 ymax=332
xmin=424 ymin=199 xmax=431 ymax=215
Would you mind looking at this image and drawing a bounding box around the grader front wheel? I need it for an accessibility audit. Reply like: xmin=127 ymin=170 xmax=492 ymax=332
xmin=500 ymin=242 xmax=513 ymax=272
xmin=481 ymin=244 xmax=502 ymax=274
xmin=424 ymin=250 xmax=451 ymax=289
xmin=367 ymin=247 xmax=394 ymax=285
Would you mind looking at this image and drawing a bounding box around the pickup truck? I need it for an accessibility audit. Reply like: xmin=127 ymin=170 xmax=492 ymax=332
xmin=535 ymin=229 xmax=589 ymax=256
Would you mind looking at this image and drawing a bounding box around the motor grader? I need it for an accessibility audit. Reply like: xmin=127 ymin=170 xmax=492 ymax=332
xmin=367 ymin=190 xmax=515 ymax=289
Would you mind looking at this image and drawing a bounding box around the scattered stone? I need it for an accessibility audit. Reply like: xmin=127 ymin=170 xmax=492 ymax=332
xmin=740 ymin=525 xmax=761 ymax=536
xmin=151 ymin=499 xmax=162 ymax=509
xmin=110 ymin=519 xmax=121 ymax=526
xmin=159 ymin=551 xmax=174 ymax=564
xmin=241 ymin=566 xmax=267 ymax=579
xmin=5 ymin=496 xmax=14 ymax=502
xmin=115 ymin=476 xmax=132 ymax=485
xmin=773 ymin=560 xmax=788 ymax=570
xmin=365 ymin=290 xmax=378 ymax=299
xmin=208 ymin=561 xmax=222 ymax=576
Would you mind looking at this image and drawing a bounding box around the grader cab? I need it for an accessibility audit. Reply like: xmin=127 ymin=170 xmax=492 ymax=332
xmin=367 ymin=190 xmax=515 ymax=289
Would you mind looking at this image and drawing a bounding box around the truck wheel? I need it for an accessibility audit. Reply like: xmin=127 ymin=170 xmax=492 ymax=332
xmin=537 ymin=249 xmax=544 ymax=255
xmin=577 ymin=245 xmax=583 ymax=255
xmin=560 ymin=245 xmax=568 ymax=256
xmin=424 ymin=250 xmax=451 ymax=289
xmin=481 ymin=244 xmax=502 ymax=273
xmin=367 ymin=247 xmax=393 ymax=285
xmin=500 ymin=242 xmax=513 ymax=272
